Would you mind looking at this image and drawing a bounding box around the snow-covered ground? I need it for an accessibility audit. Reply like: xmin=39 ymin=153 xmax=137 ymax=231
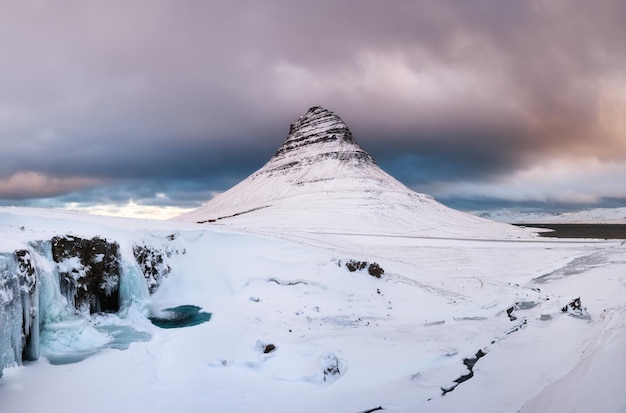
xmin=1 ymin=206 xmax=625 ymax=412
xmin=2 ymin=107 xmax=625 ymax=411
xmin=478 ymin=207 xmax=626 ymax=224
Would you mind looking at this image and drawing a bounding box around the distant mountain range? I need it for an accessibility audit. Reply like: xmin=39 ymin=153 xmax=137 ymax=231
xmin=478 ymin=207 xmax=626 ymax=224
xmin=177 ymin=106 xmax=533 ymax=239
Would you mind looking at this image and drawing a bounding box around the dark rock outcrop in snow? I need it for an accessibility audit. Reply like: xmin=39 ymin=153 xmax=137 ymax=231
xmin=343 ymin=259 xmax=385 ymax=278
xmin=441 ymin=349 xmax=487 ymax=395
xmin=52 ymin=236 xmax=121 ymax=315
xmin=133 ymin=242 xmax=176 ymax=294
xmin=561 ymin=297 xmax=590 ymax=318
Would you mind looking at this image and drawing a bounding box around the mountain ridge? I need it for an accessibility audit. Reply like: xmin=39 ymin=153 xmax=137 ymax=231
xmin=272 ymin=105 xmax=372 ymax=162
xmin=480 ymin=207 xmax=626 ymax=224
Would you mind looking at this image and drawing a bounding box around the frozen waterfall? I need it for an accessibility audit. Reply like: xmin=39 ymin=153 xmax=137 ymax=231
xmin=0 ymin=236 xmax=167 ymax=376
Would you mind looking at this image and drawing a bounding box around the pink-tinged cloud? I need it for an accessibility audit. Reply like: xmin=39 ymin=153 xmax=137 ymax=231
xmin=0 ymin=172 xmax=101 ymax=199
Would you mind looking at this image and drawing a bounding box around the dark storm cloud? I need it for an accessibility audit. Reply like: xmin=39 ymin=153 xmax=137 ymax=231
xmin=1 ymin=0 xmax=625 ymax=212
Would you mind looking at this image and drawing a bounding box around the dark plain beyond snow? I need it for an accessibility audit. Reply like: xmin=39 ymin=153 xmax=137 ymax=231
xmin=515 ymin=224 xmax=626 ymax=240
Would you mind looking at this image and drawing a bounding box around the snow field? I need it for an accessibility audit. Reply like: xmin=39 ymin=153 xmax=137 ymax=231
xmin=1 ymin=207 xmax=626 ymax=412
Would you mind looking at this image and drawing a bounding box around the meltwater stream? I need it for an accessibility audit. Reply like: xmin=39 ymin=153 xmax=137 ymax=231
xmin=149 ymin=305 xmax=212 ymax=329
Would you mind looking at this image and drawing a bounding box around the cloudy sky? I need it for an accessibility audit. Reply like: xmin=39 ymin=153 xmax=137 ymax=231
xmin=1 ymin=0 xmax=625 ymax=218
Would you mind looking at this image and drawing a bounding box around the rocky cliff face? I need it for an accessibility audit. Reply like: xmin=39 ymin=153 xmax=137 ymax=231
xmin=52 ymin=236 xmax=121 ymax=315
xmin=248 ymin=105 xmax=396 ymax=191
xmin=265 ymin=106 xmax=375 ymax=174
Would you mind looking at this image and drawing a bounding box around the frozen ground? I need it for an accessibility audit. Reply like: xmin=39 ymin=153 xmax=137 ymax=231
xmin=1 ymin=207 xmax=626 ymax=412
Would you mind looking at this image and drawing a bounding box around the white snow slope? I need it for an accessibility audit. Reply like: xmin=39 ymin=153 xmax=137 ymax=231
xmin=1 ymin=204 xmax=626 ymax=413
xmin=176 ymin=106 xmax=533 ymax=240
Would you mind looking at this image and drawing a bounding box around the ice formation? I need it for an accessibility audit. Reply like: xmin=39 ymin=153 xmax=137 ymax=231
xmin=0 ymin=236 xmax=172 ymax=376
xmin=0 ymin=248 xmax=41 ymax=376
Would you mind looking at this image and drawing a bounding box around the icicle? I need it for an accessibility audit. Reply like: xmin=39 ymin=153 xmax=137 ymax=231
xmin=0 ymin=253 xmax=26 ymax=376
xmin=118 ymin=255 xmax=151 ymax=319
xmin=16 ymin=249 xmax=39 ymax=361
xmin=28 ymin=241 xmax=112 ymax=365
xmin=0 ymin=248 xmax=43 ymax=374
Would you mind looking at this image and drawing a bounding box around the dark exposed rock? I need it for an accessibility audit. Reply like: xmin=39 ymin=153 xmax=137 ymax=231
xmin=322 ymin=352 xmax=342 ymax=381
xmin=14 ymin=250 xmax=39 ymax=361
xmin=561 ymin=297 xmax=590 ymax=318
xmin=15 ymin=250 xmax=36 ymax=295
xmin=346 ymin=260 xmax=368 ymax=272
xmin=441 ymin=349 xmax=487 ymax=395
xmin=344 ymin=260 xmax=384 ymax=278
xmin=268 ymin=106 xmax=376 ymax=173
xmin=132 ymin=242 xmax=175 ymax=294
xmin=562 ymin=297 xmax=582 ymax=312
xmin=197 ymin=206 xmax=270 ymax=224
xmin=51 ymin=236 xmax=121 ymax=314
xmin=255 ymin=340 xmax=277 ymax=355
xmin=367 ymin=263 xmax=384 ymax=278
xmin=506 ymin=306 xmax=517 ymax=321
xmin=361 ymin=407 xmax=384 ymax=413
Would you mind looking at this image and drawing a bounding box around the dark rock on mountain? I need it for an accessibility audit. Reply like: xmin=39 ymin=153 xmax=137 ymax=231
xmin=269 ymin=106 xmax=375 ymax=169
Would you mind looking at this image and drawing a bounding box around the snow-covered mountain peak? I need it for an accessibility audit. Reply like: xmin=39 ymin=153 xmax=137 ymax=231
xmin=266 ymin=105 xmax=375 ymax=175
xmin=285 ymin=106 xmax=353 ymax=146
xmin=176 ymin=107 xmax=533 ymax=240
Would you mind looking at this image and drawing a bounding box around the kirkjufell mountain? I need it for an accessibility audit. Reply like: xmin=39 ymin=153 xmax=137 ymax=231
xmin=177 ymin=106 xmax=531 ymax=239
